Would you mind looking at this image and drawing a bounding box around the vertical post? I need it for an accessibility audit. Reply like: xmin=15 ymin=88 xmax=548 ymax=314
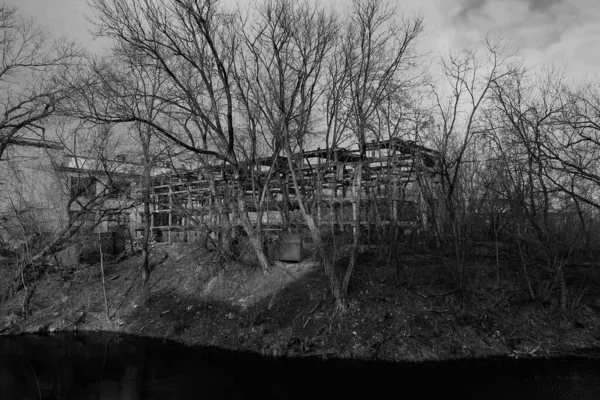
xmin=316 ymin=167 xmax=322 ymax=227
xmin=333 ymin=151 xmax=340 ymax=232
xmin=168 ymin=182 xmax=173 ymax=244
xmin=317 ymin=201 xmax=322 ymax=226
xmin=418 ymin=187 xmax=427 ymax=232
xmin=392 ymin=178 xmax=398 ymax=223
xmin=151 ymin=195 xmax=156 ymax=232
xmin=187 ymin=187 xmax=193 ymax=243
xmin=211 ymin=195 xmax=215 ymax=228
xmin=352 ymin=200 xmax=357 ymax=237
xmin=391 ymin=145 xmax=398 ymax=226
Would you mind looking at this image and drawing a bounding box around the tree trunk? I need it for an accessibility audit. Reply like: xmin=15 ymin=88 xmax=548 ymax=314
xmin=282 ymin=139 xmax=343 ymax=309
xmin=236 ymin=183 xmax=270 ymax=273
xmin=451 ymin=215 xmax=464 ymax=287
xmin=342 ymin=160 xmax=363 ymax=294
xmin=141 ymin=169 xmax=151 ymax=296
xmin=280 ymin=174 xmax=291 ymax=233
xmin=208 ymin=177 xmax=233 ymax=258
xmin=558 ymin=265 xmax=568 ymax=311
xmin=98 ymin=235 xmax=111 ymax=323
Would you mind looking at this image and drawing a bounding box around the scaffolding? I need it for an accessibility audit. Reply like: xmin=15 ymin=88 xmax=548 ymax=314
xmin=145 ymin=139 xmax=441 ymax=243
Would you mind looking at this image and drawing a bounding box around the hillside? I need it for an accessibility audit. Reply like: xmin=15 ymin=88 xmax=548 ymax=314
xmin=2 ymin=244 xmax=600 ymax=361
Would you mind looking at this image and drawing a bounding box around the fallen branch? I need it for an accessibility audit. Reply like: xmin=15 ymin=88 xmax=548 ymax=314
xmin=302 ymin=316 xmax=312 ymax=328
xmin=309 ymin=302 xmax=320 ymax=314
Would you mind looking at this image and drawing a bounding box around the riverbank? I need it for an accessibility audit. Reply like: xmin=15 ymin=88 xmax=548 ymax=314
xmin=2 ymin=244 xmax=600 ymax=361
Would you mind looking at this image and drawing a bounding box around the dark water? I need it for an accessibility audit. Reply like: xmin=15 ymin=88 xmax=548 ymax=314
xmin=1 ymin=333 xmax=600 ymax=399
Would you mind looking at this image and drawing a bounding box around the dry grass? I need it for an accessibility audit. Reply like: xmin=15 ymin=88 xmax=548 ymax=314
xmin=2 ymin=243 xmax=600 ymax=362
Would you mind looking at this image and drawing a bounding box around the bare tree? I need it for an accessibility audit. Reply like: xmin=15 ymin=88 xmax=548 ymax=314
xmin=430 ymin=35 xmax=518 ymax=284
xmin=84 ymin=0 xmax=272 ymax=271
xmin=0 ymin=121 xmax=138 ymax=312
xmin=486 ymin=66 xmax=594 ymax=309
xmin=104 ymin=47 xmax=172 ymax=291
xmin=543 ymin=81 xmax=600 ymax=213
xmin=0 ymin=5 xmax=81 ymax=161
xmin=237 ymin=0 xmax=341 ymax=301
xmin=336 ymin=0 xmax=424 ymax=295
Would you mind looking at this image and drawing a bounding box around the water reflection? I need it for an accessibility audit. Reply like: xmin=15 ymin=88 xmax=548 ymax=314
xmin=1 ymin=333 xmax=599 ymax=399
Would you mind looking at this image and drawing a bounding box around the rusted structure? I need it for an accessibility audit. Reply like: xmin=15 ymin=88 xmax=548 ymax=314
xmin=147 ymin=139 xmax=440 ymax=243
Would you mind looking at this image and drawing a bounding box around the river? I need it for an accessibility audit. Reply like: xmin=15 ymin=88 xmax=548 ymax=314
xmin=1 ymin=332 xmax=599 ymax=399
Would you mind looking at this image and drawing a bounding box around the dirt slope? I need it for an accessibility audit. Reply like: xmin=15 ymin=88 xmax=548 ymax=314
xmin=2 ymin=244 xmax=600 ymax=361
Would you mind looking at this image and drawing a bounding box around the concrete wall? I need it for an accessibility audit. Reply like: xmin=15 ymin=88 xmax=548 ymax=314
xmin=0 ymin=143 xmax=141 ymax=264
xmin=0 ymin=144 xmax=68 ymax=245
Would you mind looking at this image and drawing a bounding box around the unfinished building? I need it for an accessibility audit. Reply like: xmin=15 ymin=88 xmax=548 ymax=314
xmin=145 ymin=139 xmax=440 ymax=243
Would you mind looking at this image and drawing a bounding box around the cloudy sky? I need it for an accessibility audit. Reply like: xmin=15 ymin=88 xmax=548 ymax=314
xmin=7 ymin=0 xmax=600 ymax=78
xmin=442 ymin=0 xmax=600 ymax=77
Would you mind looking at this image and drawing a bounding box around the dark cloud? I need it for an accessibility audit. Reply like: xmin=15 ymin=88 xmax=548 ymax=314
xmin=528 ymin=0 xmax=562 ymax=12
xmin=449 ymin=0 xmax=576 ymax=50
xmin=454 ymin=0 xmax=486 ymax=22
xmin=454 ymin=0 xmax=563 ymax=23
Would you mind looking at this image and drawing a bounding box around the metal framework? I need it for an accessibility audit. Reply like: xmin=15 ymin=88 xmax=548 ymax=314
xmin=147 ymin=139 xmax=441 ymax=242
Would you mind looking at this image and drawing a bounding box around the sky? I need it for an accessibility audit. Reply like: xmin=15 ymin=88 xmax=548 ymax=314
xmin=6 ymin=0 xmax=600 ymax=79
